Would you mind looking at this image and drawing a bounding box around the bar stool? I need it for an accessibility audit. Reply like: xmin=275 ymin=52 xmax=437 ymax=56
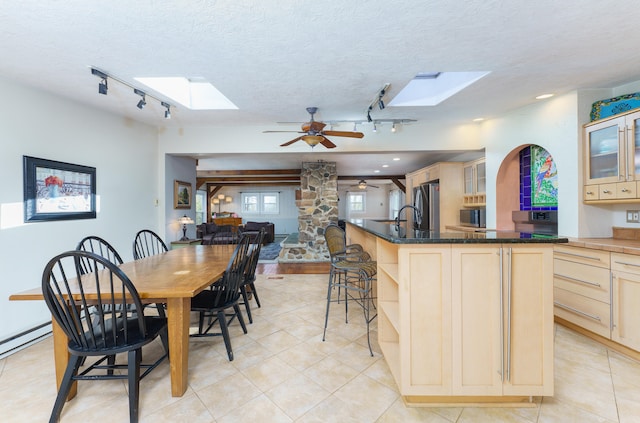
xmin=322 ymin=258 xmax=378 ymax=356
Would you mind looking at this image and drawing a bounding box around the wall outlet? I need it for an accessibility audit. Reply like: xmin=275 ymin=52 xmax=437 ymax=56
xmin=626 ymin=210 xmax=640 ymax=223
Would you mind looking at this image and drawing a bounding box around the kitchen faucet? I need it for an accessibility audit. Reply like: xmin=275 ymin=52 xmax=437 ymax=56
xmin=395 ymin=205 xmax=423 ymax=229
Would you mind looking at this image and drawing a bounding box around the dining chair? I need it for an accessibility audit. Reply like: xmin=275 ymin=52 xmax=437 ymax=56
xmin=133 ymin=229 xmax=168 ymax=260
xmin=132 ymin=229 xmax=169 ymax=317
xmin=190 ymin=235 xmax=251 ymax=361
xmin=324 ymin=224 xmax=371 ymax=303
xmin=239 ymin=228 xmax=265 ymax=323
xmin=76 ymin=235 xmax=124 ymax=270
xmin=42 ymin=250 xmax=168 ymax=423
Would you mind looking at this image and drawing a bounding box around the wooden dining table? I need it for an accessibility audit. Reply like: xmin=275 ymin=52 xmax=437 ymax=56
xmin=10 ymin=244 xmax=235 ymax=398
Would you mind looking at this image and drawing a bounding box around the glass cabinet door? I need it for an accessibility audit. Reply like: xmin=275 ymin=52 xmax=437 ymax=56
xmin=586 ymin=119 xmax=621 ymax=184
xmin=629 ymin=115 xmax=640 ymax=180
xmin=476 ymin=161 xmax=486 ymax=193
xmin=464 ymin=165 xmax=474 ymax=194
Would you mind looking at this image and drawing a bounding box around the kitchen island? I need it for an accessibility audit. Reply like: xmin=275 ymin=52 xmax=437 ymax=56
xmin=345 ymin=219 xmax=568 ymax=406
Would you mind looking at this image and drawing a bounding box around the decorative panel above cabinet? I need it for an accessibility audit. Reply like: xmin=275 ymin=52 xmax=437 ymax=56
xmin=584 ymin=109 xmax=640 ymax=203
xmin=462 ymin=158 xmax=486 ymax=207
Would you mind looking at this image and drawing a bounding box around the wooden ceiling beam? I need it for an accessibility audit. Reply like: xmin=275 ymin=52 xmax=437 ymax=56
xmin=197 ymin=169 xmax=301 ymax=177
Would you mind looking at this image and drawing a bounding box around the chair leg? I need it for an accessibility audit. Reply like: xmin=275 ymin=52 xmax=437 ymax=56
xmin=49 ymin=355 xmax=82 ymax=423
xmin=234 ymin=303 xmax=248 ymax=334
xmin=218 ymin=310 xmax=234 ymax=361
xmin=107 ymin=354 xmax=116 ymax=375
xmin=127 ymin=349 xmax=141 ymax=423
xmin=240 ymin=285 xmax=253 ymax=324
xmin=322 ymin=271 xmax=334 ymax=342
xmin=249 ymin=282 xmax=261 ymax=308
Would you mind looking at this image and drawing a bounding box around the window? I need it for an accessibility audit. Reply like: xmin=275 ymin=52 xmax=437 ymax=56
xmin=348 ymin=192 xmax=365 ymax=213
xmin=195 ymin=190 xmax=207 ymax=224
xmin=242 ymin=192 xmax=280 ymax=215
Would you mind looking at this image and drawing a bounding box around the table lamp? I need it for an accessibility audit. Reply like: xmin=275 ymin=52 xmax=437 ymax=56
xmin=178 ymin=215 xmax=195 ymax=241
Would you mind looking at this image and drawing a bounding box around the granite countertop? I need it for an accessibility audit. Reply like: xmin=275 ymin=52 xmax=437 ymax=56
xmin=347 ymin=219 xmax=568 ymax=245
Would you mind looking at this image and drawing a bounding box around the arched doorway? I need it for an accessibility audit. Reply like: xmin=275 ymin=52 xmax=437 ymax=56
xmin=496 ymin=144 xmax=558 ymax=231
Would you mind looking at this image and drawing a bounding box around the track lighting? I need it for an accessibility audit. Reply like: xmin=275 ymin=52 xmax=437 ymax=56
xmin=90 ymin=67 xmax=174 ymax=119
xmin=391 ymin=122 xmax=396 ymax=133
xmin=134 ymin=89 xmax=146 ymax=109
xmin=353 ymin=122 xmax=357 ymax=131
xmin=162 ymin=102 xmax=171 ymax=119
xmin=91 ymin=68 xmax=108 ymax=95
xmin=373 ymin=123 xmax=377 ymax=133
xmin=378 ymin=99 xmax=385 ymax=110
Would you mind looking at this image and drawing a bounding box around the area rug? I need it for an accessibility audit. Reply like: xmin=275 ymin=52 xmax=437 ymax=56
xmin=258 ymin=235 xmax=286 ymax=261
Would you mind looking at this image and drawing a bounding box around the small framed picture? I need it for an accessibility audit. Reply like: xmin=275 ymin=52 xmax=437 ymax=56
xmin=174 ymin=180 xmax=192 ymax=209
xmin=23 ymin=156 xmax=97 ymax=222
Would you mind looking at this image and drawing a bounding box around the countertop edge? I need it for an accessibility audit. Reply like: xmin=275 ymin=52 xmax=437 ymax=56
xmin=347 ymin=220 xmax=568 ymax=244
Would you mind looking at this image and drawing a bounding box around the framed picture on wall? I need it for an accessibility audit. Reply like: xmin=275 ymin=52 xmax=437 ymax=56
xmin=23 ymin=156 xmax=97 ymax=222
xmin=174 ymin=180 xmax=192 ymax=209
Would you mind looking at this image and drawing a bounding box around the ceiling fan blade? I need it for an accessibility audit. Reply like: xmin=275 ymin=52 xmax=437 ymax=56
xmin=322 ymin=130 xmax=364 ymax=138
xmin=302 ymin=121 xmax=326 ymax=132
xmin=263 ymin=130 xmax=305 ymax=133
xmin=280 ymin=136 xmax=304 ymax=146
xmin=320 ymin=136 xmax=337 ymax=149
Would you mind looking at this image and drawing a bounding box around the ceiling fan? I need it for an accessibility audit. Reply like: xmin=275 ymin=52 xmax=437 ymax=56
xmin=263 ymin=107 xmax=364 ymax=149
xmin=351 ymin=179 xmax=380 ymax=190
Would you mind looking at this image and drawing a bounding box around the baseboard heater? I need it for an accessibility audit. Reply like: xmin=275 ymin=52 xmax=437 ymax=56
xmin=0 ymin=321 xmax=51 ymax=359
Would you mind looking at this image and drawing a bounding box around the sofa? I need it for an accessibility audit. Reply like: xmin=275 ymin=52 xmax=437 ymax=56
xmin=196 ymin=223 xmax=239 ymax=245
xmin=242 ymin=221 xmax=275 ymax=244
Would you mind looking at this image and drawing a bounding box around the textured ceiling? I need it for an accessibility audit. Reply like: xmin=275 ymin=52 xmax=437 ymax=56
xmin=1 ymin=1 xmax=637 ymax=177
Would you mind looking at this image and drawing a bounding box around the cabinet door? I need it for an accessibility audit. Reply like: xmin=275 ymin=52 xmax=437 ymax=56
xmin=451 ymin=245 xmax=502 ymax=395
xmin=400 ymin=246 xmax=452 ymax=395
xmin=611 ymin=270 xmax=640 ymax=351
xmin=476 ymin=161 xmax=486 ymax=193
xmin=463 ymin=165 xmax=474 ymax=194
xmin=503 ymin=245 xmax=554 ymax=396
xmin=585 ymin=116 xmax=624 ymax=185
xmin=625 ymin=112 xmax=640 ymax=181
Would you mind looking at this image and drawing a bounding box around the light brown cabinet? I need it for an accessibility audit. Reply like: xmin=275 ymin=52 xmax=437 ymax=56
xmin=553 ymin=245 xmax=640 ymax=355
xmin=584 ymin=110 xmax=640 ymax=202
xmin=462 ymin=158 xmax=486 ymax=207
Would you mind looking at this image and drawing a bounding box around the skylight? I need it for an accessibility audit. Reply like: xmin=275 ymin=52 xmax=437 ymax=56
xmin=133 ymin=77 xmax=238 ymax=110
xmin=389 ymin=71 xmax=490 ymax=107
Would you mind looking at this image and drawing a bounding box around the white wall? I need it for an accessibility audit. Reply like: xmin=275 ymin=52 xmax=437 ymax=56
xmin=165 ymin=155 xmax=198 ymax=241
xmin=0 ymin=77 xmax=159 ymax=354
xmin=338 ymin=186 xmax=390 ymax=220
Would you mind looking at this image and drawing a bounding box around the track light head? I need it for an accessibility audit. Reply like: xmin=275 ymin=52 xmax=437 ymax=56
xmin=391 ymin=122 xmax=396 ymax=133
xmin=378 ymin=99 xmax=385 ymax=110
xmin=373 ymin=122 xmax=377 ymax=133
xmin=91 ymin=68 xmax=109 ymax=95
xmin=162 ymin=100 xmax=174 ymax=119
xmin=134 ymin=89 xmax=146 ymax=109
xmin=98 ymin=78 xmax=108 ymax=95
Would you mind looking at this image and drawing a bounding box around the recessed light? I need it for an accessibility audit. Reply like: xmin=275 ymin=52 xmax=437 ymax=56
xmin=374 ymin=170 xmax=380 ymax=173
xmin=382 ymin=164 xmax=389 ymax=168
xmin=393 ymin=157 xmax=400 ymax=161
xmin=535 ymin=93 xmax=554 ymax=100
xmin=473 ymin=118 xmax=484 ymax=122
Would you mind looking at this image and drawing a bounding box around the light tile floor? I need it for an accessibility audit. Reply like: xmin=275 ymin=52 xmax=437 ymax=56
xmin=1 ymin=274 xmax=640 ymax=422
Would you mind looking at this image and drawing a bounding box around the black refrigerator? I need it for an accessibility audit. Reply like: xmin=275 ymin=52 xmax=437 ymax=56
xmin=413 ymin=181 xmax=440 ymax=231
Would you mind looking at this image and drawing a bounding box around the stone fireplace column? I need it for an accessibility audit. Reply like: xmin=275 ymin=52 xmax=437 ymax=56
xmin=281 ymin=161 xmax=338 ymax=262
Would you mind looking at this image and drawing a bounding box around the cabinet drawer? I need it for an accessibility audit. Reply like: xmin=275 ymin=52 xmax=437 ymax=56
xmin=599 ymin=183 xmax=617 ymax=200
xmin=617 ymin=181 xmax=637 ymax=199
xmin=554 ymin=259 xmax=610 ymax=303
xmin=584 ymin=185 xmax=599 ymax=201
xmin=554 ymin=245 xmax=610 ymax=268
xmin=611 ymin=253 xmax=640 ymax=274
xmin=554 ymin=287 xmax=610 ymax=338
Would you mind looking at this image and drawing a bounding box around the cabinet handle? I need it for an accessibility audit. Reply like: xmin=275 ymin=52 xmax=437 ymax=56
xmin=586 ymin=191 xmax=594 ymax=195
xmin=602 ymin=189 xmax=611 ymax=194
xmin=613 ymin=260 xmax=640 ymax=268
xmin=554 ymin=301 xmax=602 ymax=322
xmin=506 ymin=248 xmax=512 ymax=382
xmin=499 ymin=247 xmax=504 ymax=382
xmin=555 ymin=251 xmax=602 ymax=262
xmin=610 ymin=272 xmax=614 ymax=332
xmin=555 ymin=274 xmax=601 ymax=288
xmin=622 ymin=188 xmax=629 ymax=192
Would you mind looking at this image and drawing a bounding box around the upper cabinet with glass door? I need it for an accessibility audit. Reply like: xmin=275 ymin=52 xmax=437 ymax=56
xmin=462 ymin=158 xmax=486 ymax=207
xmin=584 ymin=109 xmax=640 ymax=202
